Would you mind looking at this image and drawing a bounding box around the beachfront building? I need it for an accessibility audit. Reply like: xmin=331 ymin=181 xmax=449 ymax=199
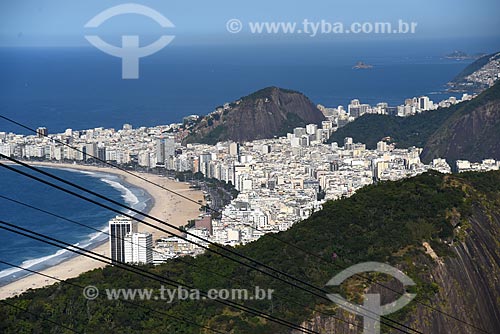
xmin=109 ymin=215 xmax=137 ymax=264
xmin=124 ymin=232 xmax=153 ymax=264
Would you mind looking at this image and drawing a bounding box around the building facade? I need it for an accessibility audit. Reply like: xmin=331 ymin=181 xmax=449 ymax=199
xmin=109 ymin=215 xmax=137 ymax=264
xmin=124 ymin=232 xmax=153 ymax=264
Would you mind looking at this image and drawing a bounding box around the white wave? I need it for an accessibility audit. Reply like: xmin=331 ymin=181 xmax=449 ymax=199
xmin=0 ymin=247 xmax=70 ymax=279
xmin=0 ymin=167 xmax=150 ymax=284
xmin=89 ymin=226 xmax=109 ymax=242
xmin=77 ymin=170 xmax=96 ymax=176
xmin=99 ymin=178 xmax=139 ymax=206
xmin=80 ymin=226 xmax=109 ymax=248
xmin=0 ymin=227 xmax=110 ymax=282
xmin=44 ymin=166 xmax=147 ymax=210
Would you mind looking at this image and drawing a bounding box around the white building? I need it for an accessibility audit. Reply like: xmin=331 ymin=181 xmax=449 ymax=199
xmin=418 ymin=96 xmax=432 ymax=111
xmin=306 ymin=124 xmax=318 ymax=135
xmin=109 ymin=215 xmax=137 ymax=264
xmin=124 ymin=232 xmax=153 ymax=264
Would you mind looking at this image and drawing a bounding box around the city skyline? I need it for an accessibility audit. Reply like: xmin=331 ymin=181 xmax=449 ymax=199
xmin=1 ymin=2 xmax=499 ymax=332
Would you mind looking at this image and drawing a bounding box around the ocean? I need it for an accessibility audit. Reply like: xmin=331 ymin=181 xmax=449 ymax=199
xmin=1 ymin=39 xmax=498 ymax=134
xmin=0 ymin=39 xmax=498 ymax=284
xmin=0 ymin=166 xmax=152 ymax=286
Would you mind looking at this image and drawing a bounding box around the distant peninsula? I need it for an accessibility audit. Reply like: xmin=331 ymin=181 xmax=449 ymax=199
xmin=445 ymin=50 xmax=485 ymax=60
xmin=447 ymin=51 xmax=500 ymax=92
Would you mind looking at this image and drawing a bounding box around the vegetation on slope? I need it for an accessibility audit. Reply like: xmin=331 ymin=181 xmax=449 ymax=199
xmin=328 ymin=81 xmax=500 ymax=162
xmin=421 ymin=81 xmax=500 ymax=162
xmin=1 ymin=171 xmax=500 ymax=333
xmin=327 ymin=105 xmax=460 ymax=149
xmin=183 ymin=87 xmax=325 ymax=145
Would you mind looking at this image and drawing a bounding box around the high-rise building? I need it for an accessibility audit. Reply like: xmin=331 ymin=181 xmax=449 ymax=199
xmin=376 ymin=102 xmax=389 ymax=114
xmin=359 ymin=104 xmax=370 ymax=116
xmin=377 ymin=141 xmax=388 ymax=152
xmin=350 ymin=99 xmax=360 ymax=106
xmin=418 ymin=96 xmax=431 ymax=111
xmin=198 ymin=153 xmax=212 ymax=176
xmin=344 ymin=137 xmax=353 ymax=150
xmin=322 ymin=120 xmax=333 ymax=131
xmin=84 ymin=143 xmax=97 ymax=161
xmin=36 ymin=127 xmax=48 ymax=138
xmin=306 ymin=124 xmax=318 ymax=135
xmin=164 ymin=137 xmax=175 ymax=158
xmin=124 ymin=232 xmax=153 ymax=264
xmin=109 ymin=215 xmax=137 ymax=264
xmin=156 ymin=137 xmax=175 ymax=167
xmin=229 ymin=142 xmax=240 ymax=156
xmin=156 ymin=139 xmax=166 ymax=166
xmin=293 ymin=127 xmax=306 ymax=137
xmin=97 ymin=145 xmax=106 ymax=161
xmin=348 ymin=99 xmax=362 ymax=118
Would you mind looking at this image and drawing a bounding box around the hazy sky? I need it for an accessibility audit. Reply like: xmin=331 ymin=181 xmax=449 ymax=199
xmin=1 ymin=0 xmax=499 ymax=47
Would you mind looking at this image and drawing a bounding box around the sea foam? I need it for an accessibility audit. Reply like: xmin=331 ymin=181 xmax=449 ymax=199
xmin=0 ymin=168 xmax=150 ymax=286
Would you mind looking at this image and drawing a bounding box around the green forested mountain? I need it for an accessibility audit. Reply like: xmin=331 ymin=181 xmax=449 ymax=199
xmin=328 ymin=81 xmax=500 ymax=163
xmin=1 ymin=171 xmax=500 ymax=334
xmin=183 ymin=87 xmax=325 ymax=145
xmin=327 ymin=106 xmax=457 ymax=150
xmin=421 ymin=80 xmax=500 ymax=162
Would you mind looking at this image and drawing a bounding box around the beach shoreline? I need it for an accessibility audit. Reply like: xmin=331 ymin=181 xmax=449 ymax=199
xmin=0 ymin=161 xmax=204 ymax=300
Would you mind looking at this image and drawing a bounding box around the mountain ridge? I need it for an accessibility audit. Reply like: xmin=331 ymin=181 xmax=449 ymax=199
xmin=448 ymin=52 xmax=500 ymax=92
xmin=183 ymin=86 xmax=325 ymax=145
xmin=328 ymin=81 xmax=500 ymax=163
xmin=421 ymin=80 xmax=500 ymax=162
xmin=1 ymin=170 xmax=499 ymax=333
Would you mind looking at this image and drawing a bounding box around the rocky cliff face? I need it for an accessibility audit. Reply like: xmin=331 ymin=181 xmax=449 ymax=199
xmin=422 ymin=81 xmax=500 ymax=163
xmin=184 ymin=87 xmax=325 ymax=144
xmin=295 ymin=188 xmax=500 ymax=334
xmin=408 ymin=204 xmax=500 ymax=334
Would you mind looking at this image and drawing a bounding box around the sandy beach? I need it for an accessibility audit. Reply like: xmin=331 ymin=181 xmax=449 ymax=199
xmin=0 ymin=162 xmax=204 ymax=299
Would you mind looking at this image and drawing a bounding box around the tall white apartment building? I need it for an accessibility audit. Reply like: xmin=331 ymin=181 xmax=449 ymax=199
xmin=124 ymin=232 xmax=153 ymax=264
xmin=109 ymin=215 xmax=137 ymax=264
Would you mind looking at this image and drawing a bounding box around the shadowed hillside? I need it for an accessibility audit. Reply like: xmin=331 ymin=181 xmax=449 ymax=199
xmin=1 ymin=171 xmax=499 ymax=333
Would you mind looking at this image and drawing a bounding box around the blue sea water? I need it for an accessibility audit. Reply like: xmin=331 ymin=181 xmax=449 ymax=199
xmin=0 ymin=166 xmax=152 ymax=286
xmin=1 ymin=39 xmax=497 ymax=134
xmin=0 ymin=39 xmax=498 ymax=284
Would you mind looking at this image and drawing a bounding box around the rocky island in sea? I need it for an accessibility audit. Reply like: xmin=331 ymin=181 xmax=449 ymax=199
xmin=352 ymin=61 xmax=373 ymax=69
